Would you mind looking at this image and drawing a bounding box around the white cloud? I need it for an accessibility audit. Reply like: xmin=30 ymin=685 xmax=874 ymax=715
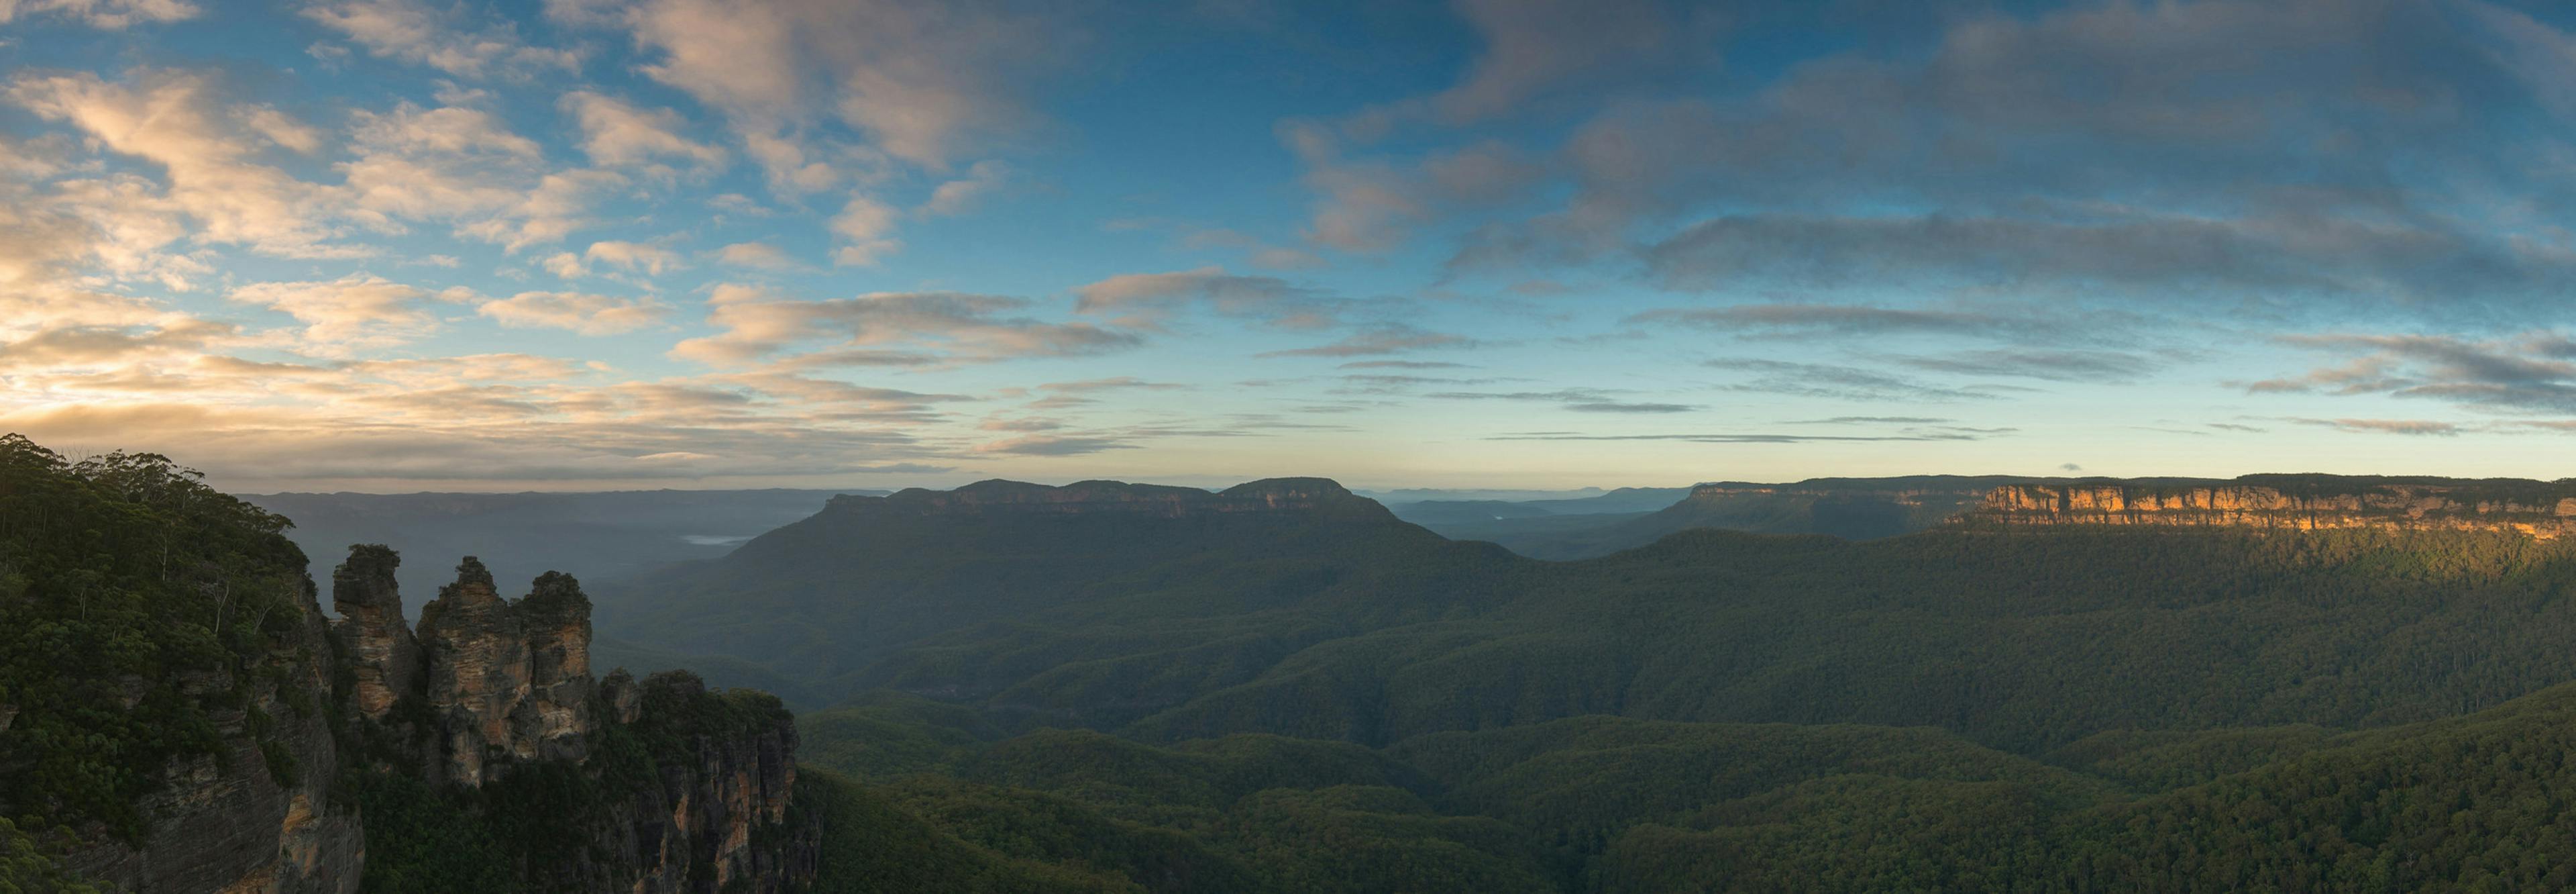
xmin=715 ymin=241 xmax=796 ymax=269
xmin=671 ymin=285 xmax=1138 ymax=366
xmin=0 ymin=0 xmax=197 ymax=28
xmin=583 ymin=240 xmax=684 ymax=275
xmin=830 ymin=194 xmax=900 ymax=266
xmin=10 ymin=70 xmax=355 ymax=258
xmin=301 ymin=0 xmax=581 ymax=79
xmin=561 ymin=91 xmax=727 ymax=171
xmin=478 ymin=291 xmax=669 ymax=335
xmin=919 ymin=159 xmax=1009 ymax=216
xmin=598 ymin=0 xmax=1053 ymax=191
xmin=227 ymin=275 xmax=449 ymax=346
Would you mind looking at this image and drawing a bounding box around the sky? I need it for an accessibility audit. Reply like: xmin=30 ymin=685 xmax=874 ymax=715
xmin=7 ymin=0 xmax=2576 ymax=493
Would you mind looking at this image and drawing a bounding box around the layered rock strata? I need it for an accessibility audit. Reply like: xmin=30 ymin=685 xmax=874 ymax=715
xmin=411 ymin=557 xmax=595 ymax=784
xmin=63 ymin=575 xmax=364 ymax=893
xmin=1970 ymin=480 xmax=2576 ymax=538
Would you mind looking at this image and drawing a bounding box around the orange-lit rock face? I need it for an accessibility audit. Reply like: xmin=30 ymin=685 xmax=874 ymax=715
xmin=1971 ymin=483 xmax=2576 ymax=539
xmin=416 ymin=558 xmax=597 ymax=785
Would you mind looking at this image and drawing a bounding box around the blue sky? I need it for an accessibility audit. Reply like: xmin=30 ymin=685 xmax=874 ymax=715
xmin=7 ymin=0 xmax=2576 ymax=492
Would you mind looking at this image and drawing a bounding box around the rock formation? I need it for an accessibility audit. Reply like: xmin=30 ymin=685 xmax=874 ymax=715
xmin=65 ymin=575 xmax=365 ymax=893
xmin=415 ymin=557 xmax=596 ymax=784
xmin=1966 ymin=477 xmax=2576 ymax=538
xmin=363 ymin=550 xmax=814 ymax=891
xmin=69 ymin=545 xmax=820 ymax=892
xmin=331 ymin=544 xmax=420 ymax=723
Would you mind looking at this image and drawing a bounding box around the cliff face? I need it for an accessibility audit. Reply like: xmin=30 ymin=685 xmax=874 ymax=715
xmin=1655 ymin=479 xmax=2013 ymax=542
xmin=74 ymin=546 xmax=818 ymax=893
xmin=331 ymin=544 xmax=420 ymax=723
xmin=64 ymin=577 xmax=365 ymax=894
xmin=412 ymin=558 xmax=594 ymax=784
xmin=337 ymin=550 xmax=818 ymax=892
xmin=1969 ymin=479 xmax=2576 ymax=538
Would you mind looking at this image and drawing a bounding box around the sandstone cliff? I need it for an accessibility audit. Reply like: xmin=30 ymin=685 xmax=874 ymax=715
xmin=411 ymin=557 xmax=594 ymax=784
xmin=1965 ymin=477 xmax=2576 ymax=538
xmin=62 ymin=575 xmax=364 ymax=894
xmin=56 ymin=546 xmax=820 ymax=893
xmin=332 ymin=549 xmax=819 ymax=892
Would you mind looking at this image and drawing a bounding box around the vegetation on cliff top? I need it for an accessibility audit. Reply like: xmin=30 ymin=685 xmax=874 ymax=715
xmin=0 ymin=433 xmax=313 ymax=844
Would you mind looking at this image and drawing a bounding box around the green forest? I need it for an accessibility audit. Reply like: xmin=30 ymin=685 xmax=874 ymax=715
xmin=605 ymin=478 xmax=2576 ymax=891
xmin=18 ymin=441 xmax=2576 ymax=891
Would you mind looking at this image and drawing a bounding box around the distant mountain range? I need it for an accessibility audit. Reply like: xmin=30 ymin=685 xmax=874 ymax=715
xmin=240 ymin=488 xmax=871 ymax=599
xmin=48 ymin=455 xmax=2576 ymax=891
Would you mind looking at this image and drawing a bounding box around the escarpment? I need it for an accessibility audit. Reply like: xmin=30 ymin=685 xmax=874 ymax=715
xmin=61 ymin=570 xmax=366 ymax=894
xmin=409 ymin=557 xmax=596 ymax=784
xmin=1964 ymin=477 xmax=2576 ymax=538
xmin=331 ymin=549 xmax=820 ymax=891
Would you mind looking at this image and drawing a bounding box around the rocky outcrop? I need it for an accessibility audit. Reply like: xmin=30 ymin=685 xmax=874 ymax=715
xmin=64 ymin=577 xmax=364 ymax=894
xmin=416 ymin=557 xmax=595 ymax=785
xmin=1966 ymin=477 xmax=2576 ymax=538
xmin=608 ymin=673 xmax=815 ymax=894
xmin=847 ymin=476 xmax=1374 ymax=518
xmin=330 ymin=544 xmax=419 ymax=723
xmin=342 ymin=551 xmax=818 ymax=893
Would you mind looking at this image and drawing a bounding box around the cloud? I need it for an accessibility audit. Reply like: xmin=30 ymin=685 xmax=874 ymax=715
xmin=11 ymin=69 xmax=354 ymax=258
xmin=1256 ymin=324 xmax=1477 ymax=358
xmin=920 ymin=159 xmax=1009 ymax=216
xmin=227 ymin=275 xmax=453 ymax=346
xmin=1286 ymin=138 xmax=1544 ymax=253
xmin=339 ymin=99 xmax=627 ymax=252
xmin=1705 ymin=358 xmax=1996 ymax=402
xmin=1788 ymin=416 xmax=1951 ymax=425
xmin=1424 ymin=0 xmax=1683 ymax=126
xmin=301 ymin=0 xmax=580 ymax=79
xmin=1894 ymin=349 xmax=2161 ymax=383
xmin=560 ymin=91 xmax=727 ymax=171
xmin=349 ymin=101 xmax=541 ymax=158
xmin=1018 ymin=377 xmax=1186 ymax=409
xmin=1408 ymin=0 xmax=2576 ymax=334
xmin=450 ymin=168 xmax=627 ymax=251
xmin=671 ymin=285 xmax=1140 ymax=366
xmin=582 ymin=240 xmax=684 ymax=275
xmin=2248 ymin=332 xmax=2576 ymax=414
xmin=0 ymin=0 xmax=196 ymax=28
xmin=1074 ymin=266 xmax=1336 ymax=329
xmin=1426 ymin=387 xmax=1698 ymax=414
xmin=830 ymin=195 xmax=901 ymax=266
xmin=714 ymin=241 xmax=797 ymax=270
xmin=595 ymin=0 xmax=1056 ymax=193
xmin=1636 ymin=212 xmax=2576 ymax=316
xmin=477 ymin=291 xmax=670 ymax=335
xmin=2288 ymin=417 xmax=2462 ymax=436
xmin=1483 ymin=431 xmax=1981 ymax=444
xmin=1625 ymin=303 xmax=2102 ymax=344
xmin=0 ymin=318 xmax=233 ymax=369
xmin=1339 ymin=360 xmax=1470 ymax=370
xmin=973 ymin=434 xmax=1133 ymax=456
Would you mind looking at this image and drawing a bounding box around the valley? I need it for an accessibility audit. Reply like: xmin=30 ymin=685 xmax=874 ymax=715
xmin=17 ymin=442 xmax=2576 ymax=891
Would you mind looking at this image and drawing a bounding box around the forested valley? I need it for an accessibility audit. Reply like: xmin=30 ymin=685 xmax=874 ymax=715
xmin=17 ymin=447 xmax=2576 ymax=891
xmin=603 ymin=476 xmax=2576 ymax=891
